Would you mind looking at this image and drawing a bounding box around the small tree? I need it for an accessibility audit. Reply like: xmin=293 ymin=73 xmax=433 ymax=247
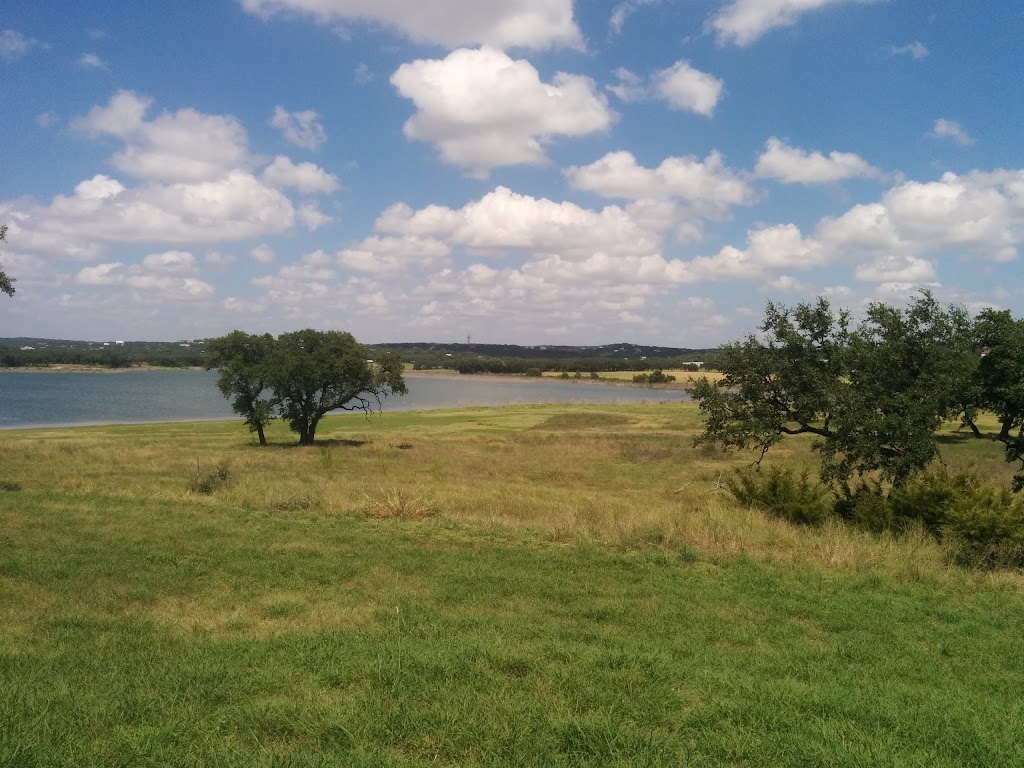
xmin=267 ymin=329 xmax=406 ymax=445
xmin=205 ymin=331 xmax=276 ymax=445
xmin=1 ymin=225 xmax=15 ymax=298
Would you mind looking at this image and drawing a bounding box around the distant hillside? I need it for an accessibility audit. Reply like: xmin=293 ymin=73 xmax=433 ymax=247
xmin=0 ymin=337 xmax=716 ymax=371
xmin=367 ymin=342 xmax=713 ymax=361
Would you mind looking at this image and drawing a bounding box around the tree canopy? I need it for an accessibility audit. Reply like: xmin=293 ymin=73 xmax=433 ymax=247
xmin=688 ymin=292 xmax=1024 ymax=492
xmin=207 ymin=329 xmax=407 ymax=445
xmin=205 ymin=331 xmax=276 ymax=445
xmin=1 ymin=225 xmax=15 ymax=298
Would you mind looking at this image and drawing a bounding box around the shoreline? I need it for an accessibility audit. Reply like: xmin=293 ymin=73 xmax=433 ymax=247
xmin=404 ymin=369 xmax=691 ymax=390
xmin=0 ymin=364 xmax=203 ymax=374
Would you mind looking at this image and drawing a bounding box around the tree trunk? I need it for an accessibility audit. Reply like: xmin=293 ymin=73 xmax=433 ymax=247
xmin=256 ymin=423 xmax=267 ymax=446
xmin=298 ymin=419 xmax=318 ymax=445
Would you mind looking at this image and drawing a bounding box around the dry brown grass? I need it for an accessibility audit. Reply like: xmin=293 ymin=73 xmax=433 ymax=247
xmin=0 ymin=403 xmax=1019 ymax=589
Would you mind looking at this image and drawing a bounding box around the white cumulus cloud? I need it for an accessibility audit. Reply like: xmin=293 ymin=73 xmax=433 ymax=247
xmin=375 ymin=186 xmax=659 ymax=259
xmin=709 ymin=0 xmax=876 ymax=47
xmin=1 ymin=171 xmax=295 ymax=259
xmin=391 ymin=47 xmax=614 ymax=176
xmin=929 ymin=118 xmax=974 ymax=146
xmin=270 ymin=106 xmax=327 ymax=151
xmin=72 ymin=90 xmax=252 ymax=183
xmin=609 ymin=0 xmax=661 ymax=36
xmin=261 ymin=155 xmax=339 ymax=194
xmin=755 ymin=137 xmax=883 ymax=184
xmin=0 ymin=29 xmax=34 ymax=60
xmin=78 ymin=53 xmax=108 ymax=70
xmin=566 ymin=150 xmax=753 ymax=208
xmin=608 ymin=62 xmax=723 ymax=117
xmin=237 ymin=0 xmax=582 ymax=50
xmin=653 ymin=61 xmax=723 ymax=116
xmin=887 ymin=41 xmax=928 ymax=60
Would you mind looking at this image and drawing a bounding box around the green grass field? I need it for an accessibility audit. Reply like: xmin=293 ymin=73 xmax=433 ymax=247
xmin=1 ymin=404 xmax=1022 ymax=765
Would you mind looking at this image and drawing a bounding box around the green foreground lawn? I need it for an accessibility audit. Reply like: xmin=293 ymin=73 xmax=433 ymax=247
xmin=1 ymin=405 xmax=1022 ymax=766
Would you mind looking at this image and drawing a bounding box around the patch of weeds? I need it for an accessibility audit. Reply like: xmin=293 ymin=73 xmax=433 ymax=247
xmin=266 ymin=495 xmax=318 ymax=515
xmin=393 ymin=442 xmax=414 ymax=450
xmin=0 ymin=480 xmax=22 ymax=492
xmin=319 ymin=447 xmax=333 ymax=468
xmin=190 ymin=461 xmax=231 ymax=495
xmin=536 ymin=412 xmax=634 ymax=430
xmin=619 ymin=440 xmax=674 ymax=462
xmin=364 ymin=486 xmax=436 ymax=520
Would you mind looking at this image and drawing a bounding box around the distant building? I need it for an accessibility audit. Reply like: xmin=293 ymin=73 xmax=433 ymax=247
xmin=20 ymin=346 xmax=34 ymax=351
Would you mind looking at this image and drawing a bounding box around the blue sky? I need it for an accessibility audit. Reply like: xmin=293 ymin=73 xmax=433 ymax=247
xmin=2 ymin=1 xmax=1023 ymax=344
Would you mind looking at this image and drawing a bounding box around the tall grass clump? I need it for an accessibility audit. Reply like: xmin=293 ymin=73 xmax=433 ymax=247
xmin=726 ymin=466 xmax=833 ymax=526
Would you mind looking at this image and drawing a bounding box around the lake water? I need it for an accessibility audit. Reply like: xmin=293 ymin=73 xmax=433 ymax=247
xmin=0 ymin=370 xmax=689 ymax=430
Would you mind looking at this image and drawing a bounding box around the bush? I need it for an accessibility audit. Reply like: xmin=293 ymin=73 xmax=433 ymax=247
xmin=525 ymin=368 xmax=542 ymax=377
xmin=836 ymin=468 xmax=988 ymax=537
xmin=632 ymin=373 xmax=649 ymax=384
xmin=590 ymin=372 xmax=599 ymax=379
xmin=191 ymin=461 xmax=231 ymax=495
xmin=726 ymin=466 xmax=833 ymax=526
xmin=889 ymin=468 xmax=970 ymax=535
xmin=559 ymin=372 xmax=570 ymax=379
xmin=945 ymin=488 xmax=1024 ymax=569
xmin=833 ymin=482 xmax=894 ymax=533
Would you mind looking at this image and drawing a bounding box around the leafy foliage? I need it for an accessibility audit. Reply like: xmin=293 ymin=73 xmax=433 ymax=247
xmin=0 ymin=224 xmax=14 ymax=298
xmin=689 ymin=293 xmax=975 ymax=489
xmin=268 ymin=329 xmax=406 ymax=445
xmin=207 ymin=329 xmax=407 ymax=445
xmin=205 ymin=331 xmax=276 ymax=445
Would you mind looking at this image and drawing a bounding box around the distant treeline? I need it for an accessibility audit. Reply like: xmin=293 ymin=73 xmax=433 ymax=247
xmin=0 ymin=343 xmax=206 ymax=369
xmin=411 ymin=356 xmax=707 ymax=375
xmin=1 ymin=337 xmax=717 ymax=372
xmin=368 ymin=343 xmax=716 ymax=373
xmin=369 ymin=341 xmax=714 ymax=362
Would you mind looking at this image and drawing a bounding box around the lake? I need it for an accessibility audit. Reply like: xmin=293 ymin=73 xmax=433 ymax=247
xmin=0 ymin=370 xmax=689 ymax=430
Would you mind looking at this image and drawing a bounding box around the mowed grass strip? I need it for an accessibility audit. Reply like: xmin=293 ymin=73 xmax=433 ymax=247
xmin=0 ymin=404 xmax=1023 ymax=765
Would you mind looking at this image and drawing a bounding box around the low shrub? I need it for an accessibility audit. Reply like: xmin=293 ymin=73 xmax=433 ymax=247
xmin=889 ymin=468 xmax=971 ymax=535
xmin=525 ymin=368 xmax=542 ymax=377
xmin=945 ymin=488 xmax=1024 ymax=569
xmin=834 ymin=482 xmax=894 ymax=533
xmin=365 ymin=486 xmax=435 ymax=520
xmin=191 ymin=461 xmax=231 ymax=495
xmin=727 ymin=466 xmax=833 ymax=526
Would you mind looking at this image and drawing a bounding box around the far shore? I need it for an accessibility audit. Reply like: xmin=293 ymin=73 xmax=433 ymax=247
xmin=0 ymin=364 xmax=204 ymax=374
xmin=403 ymin=369 xmax=695 ymax=390
xmin=0 ymin=364 xmax=708 ymax=393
